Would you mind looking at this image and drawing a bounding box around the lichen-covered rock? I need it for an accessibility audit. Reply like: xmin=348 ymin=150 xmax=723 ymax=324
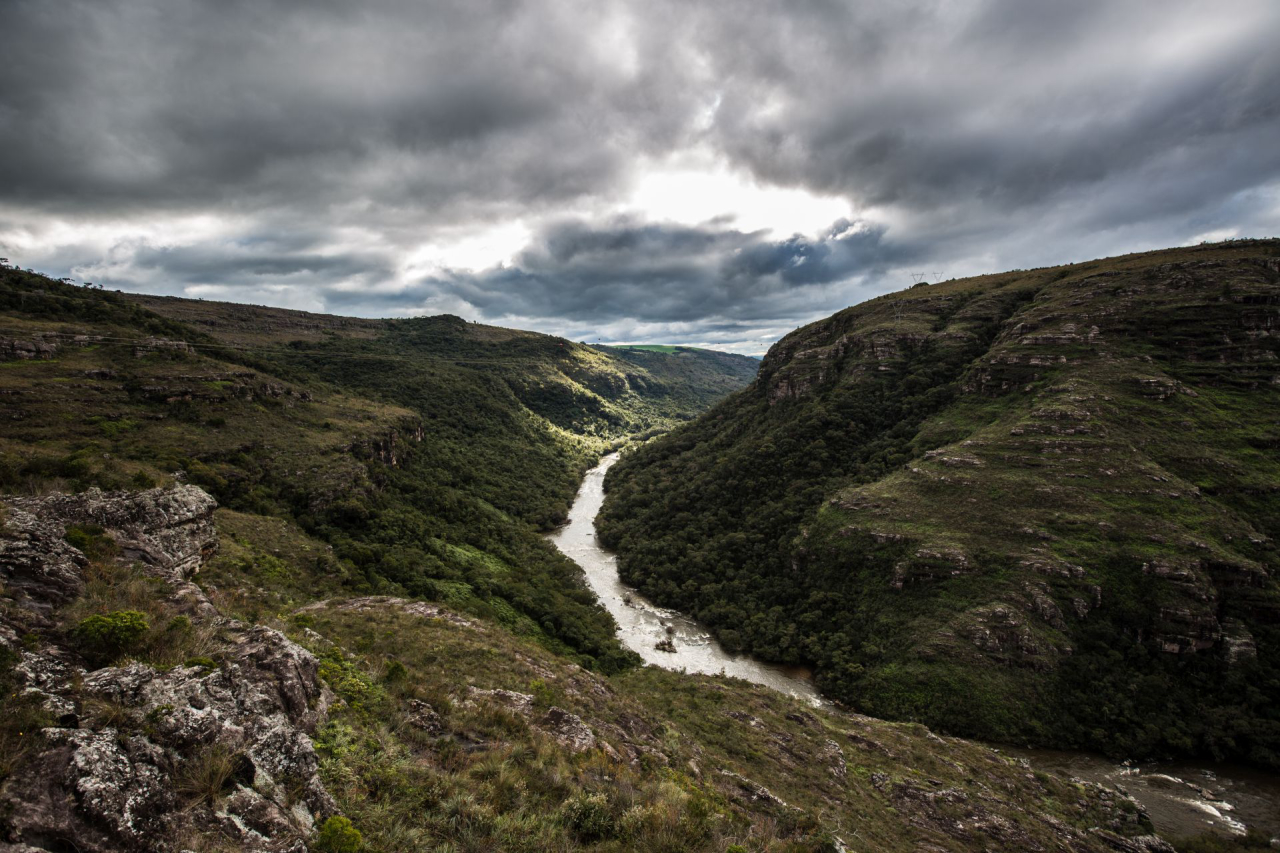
xmin=466 ymin=685 xmax=536 ymax=715
xmin=0 ymin=486 xmax=338 ymax=853
xmin=2 ymin=728 xmax=174 ymax=853
xmin=4 ymin=629 xmax=339 ymax=852
xmin=539 ymin=707 xmax=596 ymax=753
xmin=297 ymin=595 xmax=481 ymax=630
xmin=0 ymin=505 xmax=88 ymax=611
xmin=718 ymin=770 xmax=788 ymax=807
xmin=404 ymin=699 xmax=443 ymax=734
xmin=6 ymin=485 xmax=218 ymax=581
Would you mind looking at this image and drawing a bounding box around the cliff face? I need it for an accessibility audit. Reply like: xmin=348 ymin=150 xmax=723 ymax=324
xmin=0 ymin=486 xmax=1176 ymax=853
xmin=599 ymin=240 xmax=1280 ymax=764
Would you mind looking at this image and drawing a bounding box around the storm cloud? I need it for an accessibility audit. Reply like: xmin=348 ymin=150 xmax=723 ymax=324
xmin=2 ymin=0 xmax=1278 ymax=351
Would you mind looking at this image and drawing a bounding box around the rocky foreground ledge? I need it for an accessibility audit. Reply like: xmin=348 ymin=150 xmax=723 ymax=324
xmin=0 ymin=486 xmax=337 ymax=853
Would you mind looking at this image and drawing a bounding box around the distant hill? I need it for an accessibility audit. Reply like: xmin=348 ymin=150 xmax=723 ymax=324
xmin=599 ymin=239 xmax=1280 ymax=767
xmin=595 ymin=344 xmax=760 ymax=423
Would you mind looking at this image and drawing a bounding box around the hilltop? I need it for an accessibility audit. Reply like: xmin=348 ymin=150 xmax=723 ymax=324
xmin=600 ymin=239 xmax=1280 ymax=768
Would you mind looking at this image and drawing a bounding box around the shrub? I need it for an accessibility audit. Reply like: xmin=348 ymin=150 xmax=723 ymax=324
xmin=560 ymin=792 xmax=616 ymax=841
xmin=317 ymin=649 xmax=382 ymax=711
xmin=72 ymin=610 xmax=149 ymax=664
xmin=64 ymin=524 xmax=119 ymax=561
xmin=129 ymin=470 xmax=158 ymax=489
xmin=383 ymin=659 xmax=408 ymax=683
xmin=315 ymin=816 xmax=363 ymax=853
xmin=528 ymin=677 xmax=556 ymax=707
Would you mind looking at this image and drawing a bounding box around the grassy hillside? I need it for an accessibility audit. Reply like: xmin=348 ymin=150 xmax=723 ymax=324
xmin=599 ymin=239 xmax=1280 ymax=767
xmin=0 ymin=267 xmax=755 ymax=672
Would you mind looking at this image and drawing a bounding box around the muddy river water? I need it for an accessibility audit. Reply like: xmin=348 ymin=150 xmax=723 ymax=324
xmin=547 ymin=453 xmax=821 ymax=705
xmin=549 ymin=453 xmax=1280 ymax=841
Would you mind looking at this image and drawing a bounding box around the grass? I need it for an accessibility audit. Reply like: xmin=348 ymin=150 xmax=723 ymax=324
xmin=175 ymin=743 xmax=252 ymax=807
xmin=277 ymin=596 xmax=1155 ymax=853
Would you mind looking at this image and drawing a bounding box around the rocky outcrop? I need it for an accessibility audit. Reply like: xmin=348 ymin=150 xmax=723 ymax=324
xmin=4 ymin=485 xmax=219 ymax=618
xmin=133 ymin=336 xmax=193 ymax=357
xmin=761 ymin=325 xmax=928 ymax=404
xmin=7 ymin=485 xmax=218 ymax=581
xmin=1221 ymin=617 xmax=1258 ymax=664
xmin=296 ymin=595 xmax=480 ymax=630
xmin=538 ymin=707 xmax=597 ymax=753
xmin=952 ymin=603 xmax=1065 ymax=666
xmin=7 ymin=640 xmax=336 ymax=853
xmin=342 ymin=421 xmax=426 ymax=468
xmin=464 ymin=686 xmax=598 ymax=753
xmin=0 ymin=334 xmax=59 ymax=360
xmin=0 ymin=505 xmax=89 ymax=612
xmin=0 ymin=332 xmax=104 ymax=361
xmin=891 ymin=546 xmax=973 ymax=589
xmin=0 ymin=486 xmax=340 ymax=853
xmin=1153 ymin=605 xmax=1221 ymax=654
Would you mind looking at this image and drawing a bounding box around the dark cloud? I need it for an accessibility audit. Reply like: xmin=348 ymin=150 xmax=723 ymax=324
xmin=702 ymin=0 xmax=1280 ymax=218
xmin=1 ymin=0 xmax=1278 ymax=352
xmin=398 ymin=217 xmax=904 ymax=333
xmin=0 ymin=0 xmax=700 ymax=221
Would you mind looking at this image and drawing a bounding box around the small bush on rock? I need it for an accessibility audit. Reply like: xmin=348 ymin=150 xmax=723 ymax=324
xmin=63 ymin=523 xmax=119 ymax=561
xmin=72 ymin=610 xmax=149 ymax=664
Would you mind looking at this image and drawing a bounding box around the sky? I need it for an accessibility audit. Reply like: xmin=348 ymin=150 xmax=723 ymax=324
xmin=2 ymin=0 xmax=1279 ymax=355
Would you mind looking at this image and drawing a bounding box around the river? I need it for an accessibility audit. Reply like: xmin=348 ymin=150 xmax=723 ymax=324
xmin=549 ymin=452 xmax=1280 ymax=842
xmin=547 ymin=453 xmax=822 ymax=705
